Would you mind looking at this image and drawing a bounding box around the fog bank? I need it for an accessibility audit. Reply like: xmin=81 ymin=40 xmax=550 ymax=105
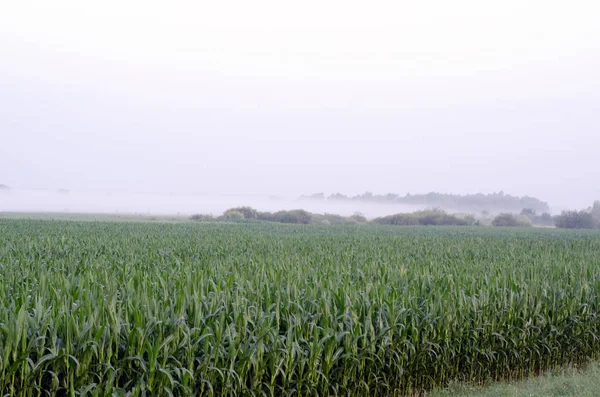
xmin=2 ymin=3 xmax=599 ymax=208
xmin=0 ymin=189 xmax=426 ymax=219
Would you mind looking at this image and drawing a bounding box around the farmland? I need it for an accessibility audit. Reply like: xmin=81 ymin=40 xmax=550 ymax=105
xmin=1 ymin=219 xmax=600 ymax=395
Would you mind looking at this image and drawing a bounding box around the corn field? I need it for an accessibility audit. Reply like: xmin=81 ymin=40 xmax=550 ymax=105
xmin=1 ymin=219 xmax=600 ymax=396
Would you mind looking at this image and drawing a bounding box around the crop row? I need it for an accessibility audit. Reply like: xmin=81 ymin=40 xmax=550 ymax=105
xmin=1 ymin=220 xmax=599 ymax=395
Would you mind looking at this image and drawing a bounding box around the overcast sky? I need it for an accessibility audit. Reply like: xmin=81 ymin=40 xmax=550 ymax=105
xmin=1 ymin=1 xmax=599 ymax=208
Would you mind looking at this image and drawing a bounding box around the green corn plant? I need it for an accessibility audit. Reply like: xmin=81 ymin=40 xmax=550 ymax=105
xmin=1 ymin=219 xmax=600 ymax=395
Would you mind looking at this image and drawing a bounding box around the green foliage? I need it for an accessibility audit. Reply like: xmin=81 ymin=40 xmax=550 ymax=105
xmin=373 ymin=209 xmax=469 ymax=226
xmin=223 ymin=206 xmax=258 ymax=220
xmin=271 ymin=209 xmax=312 ymax=224
xmin=256 ymin=211 xmax=275 ymax=222
xmin=226 ymin=207 xmax=312 ymax=224
xmin=3 ymin=220 xmax=600 ymax=395
xmin=459 ymin=214 xmax=479 ymax=226
xmin=222 ymin=210 xmax=244 ymax=220
xmin=189 ymin=213 xmax=214 ymax=221
xmin=311 ymin=213 xmax=360 ymax=225
xmin=555 ymin=210 xmax=596 ymax=229
xmin=350 ymin=211 xmax=368 ymax=223
xmin=492 ymin=213 xmax=531 ymax=227
xmin=554 ymin=201 xmax=600 ymax=229
xmin=373 ymin=212 xmax=419 ymax=225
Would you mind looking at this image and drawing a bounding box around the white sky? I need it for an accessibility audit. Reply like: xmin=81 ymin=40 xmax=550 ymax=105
xmin=1 ymin=1 xmax=599 ymax=208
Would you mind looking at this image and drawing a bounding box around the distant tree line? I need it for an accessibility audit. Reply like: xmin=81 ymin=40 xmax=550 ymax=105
xmin=372 ymin=209 xmax=476 ymax=226
xmin=518 ymin=208 xmax=554 ymax=227
xmin=491 ymin=213 xmax=532 ymax=227
xmin=495 ymin=202 xmax=600 ymax=229
xmin=553 ymin=201 xmax=600 ymax=229
xmin=300 ymin=191 xmax=550 ymax=213
xmin=190 ymin=201 xmax=600 ymax=230
xmin=206 ymin=207 xmax=366 ymax=225
xmin=191 ymin=207 xmax=476 ymax=226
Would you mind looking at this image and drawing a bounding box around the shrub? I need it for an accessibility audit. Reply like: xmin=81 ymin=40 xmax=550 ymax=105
xmin=554 ymin=210 xmax=596 ymax=229
xmin=257 ymin=211 xmax=275 ymax=222
xmin=272 ymin=209 xmax=312 ymax=224
xmin=223 ymin=210 xmax=245 ymax=220
xmin=224 ymin=206 xmax=258 ymax=220
xmin=520 ymin=208 xmax=554 ymax=227
xmin=350 ymin=212 xmax=368 ymax=223
xmin=457 ymin=214 xmax=479 ymax=226
xmin=416 ymin=209 xmax=468 ymax=226
xmin=321 ymin=213 xmax=358 ymax=225
xmin=310 ymin=214 xmax=333 ymax=225
xmin=373 ymin=213 xmax=419 ymax=226
xmin=492 ymin=213 xmax=530 ymax=227
xmin=189 ymin=213 xmax=214 ymax=221
xmin=372 ymin=209 xmax=468 ymax=226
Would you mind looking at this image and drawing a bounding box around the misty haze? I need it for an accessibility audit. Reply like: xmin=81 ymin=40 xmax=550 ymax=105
xmin=1 ymin=2 xmax=599 ymax=211
xmin=0 ymin=187 xmax=555 ymax=218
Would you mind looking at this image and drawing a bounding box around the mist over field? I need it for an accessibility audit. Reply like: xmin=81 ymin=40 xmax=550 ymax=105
xmin=0 ymin=188 xmax=427 ymax=218
xmin=0 ymin=186 xmax=572 ymax=219
xmin=1 ymin=2 xmax=599 ymax=214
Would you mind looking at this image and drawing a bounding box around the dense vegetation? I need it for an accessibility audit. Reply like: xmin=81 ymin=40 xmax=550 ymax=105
xmin=1 ymin=220 xmax=600 ymax=395
xmin=198 ymin=207 xmax=368 ymax=226
xmin=198 ymin=207 xmax=475 ymax=227
xmin=554 ymin=202 xmax=600 ymax=229
xmin=199 ymin=200 xmax=600 ymax=230
xmin=372 ymin=209 xmax=475 ymax=226
xmin=301 ymin=191 xmax=550 ymax=213
xmin=518 ymin=209 xmax=554 ymax=227
xmin=491 ymin=213 xmax=531 ymax=227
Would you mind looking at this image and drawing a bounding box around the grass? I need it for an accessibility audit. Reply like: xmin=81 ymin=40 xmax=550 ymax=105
xmin=429 ymin=362 xmax=600 ymax=396
xmin=1 ymin=219 xmax=600 ymax=395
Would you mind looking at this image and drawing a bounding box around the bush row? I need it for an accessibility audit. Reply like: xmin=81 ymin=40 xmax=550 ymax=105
xmin=191 ymin=207 xmax=476 ymax=226
xmin=190 ymin=201 xmax=600 ymax=229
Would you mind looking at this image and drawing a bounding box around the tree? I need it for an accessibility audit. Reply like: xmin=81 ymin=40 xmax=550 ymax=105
xmin=323 ymin=191 xmax=551 ymax=213
xmin=554 ymin=210 xmax=595 ymax=229
xmin=350 ymin=212 xmax=367 ymax=223
xmin=492 ymin=213 xmax=530 ymax=227
xmin=223 ymin=206 xmax=258 ymax=220
xmin=273 ymin=209 xmax=312 ymax=224
xmin=520 ymin=208 xmax=537 ymax=217
xmin=222 ymin=210 xmax=244 ymax=220
xmin=591 ymin=201 xmax=600 ymax=226
xmin=328 ymin=193 xmax=348 ymax=200
xmin=537 ymin=212 xmax=555 ymax=227
xmin=190 ymin=213 xmax=213 ymax=221
xmin=372 ymin=209 xmax=468 ymax=226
